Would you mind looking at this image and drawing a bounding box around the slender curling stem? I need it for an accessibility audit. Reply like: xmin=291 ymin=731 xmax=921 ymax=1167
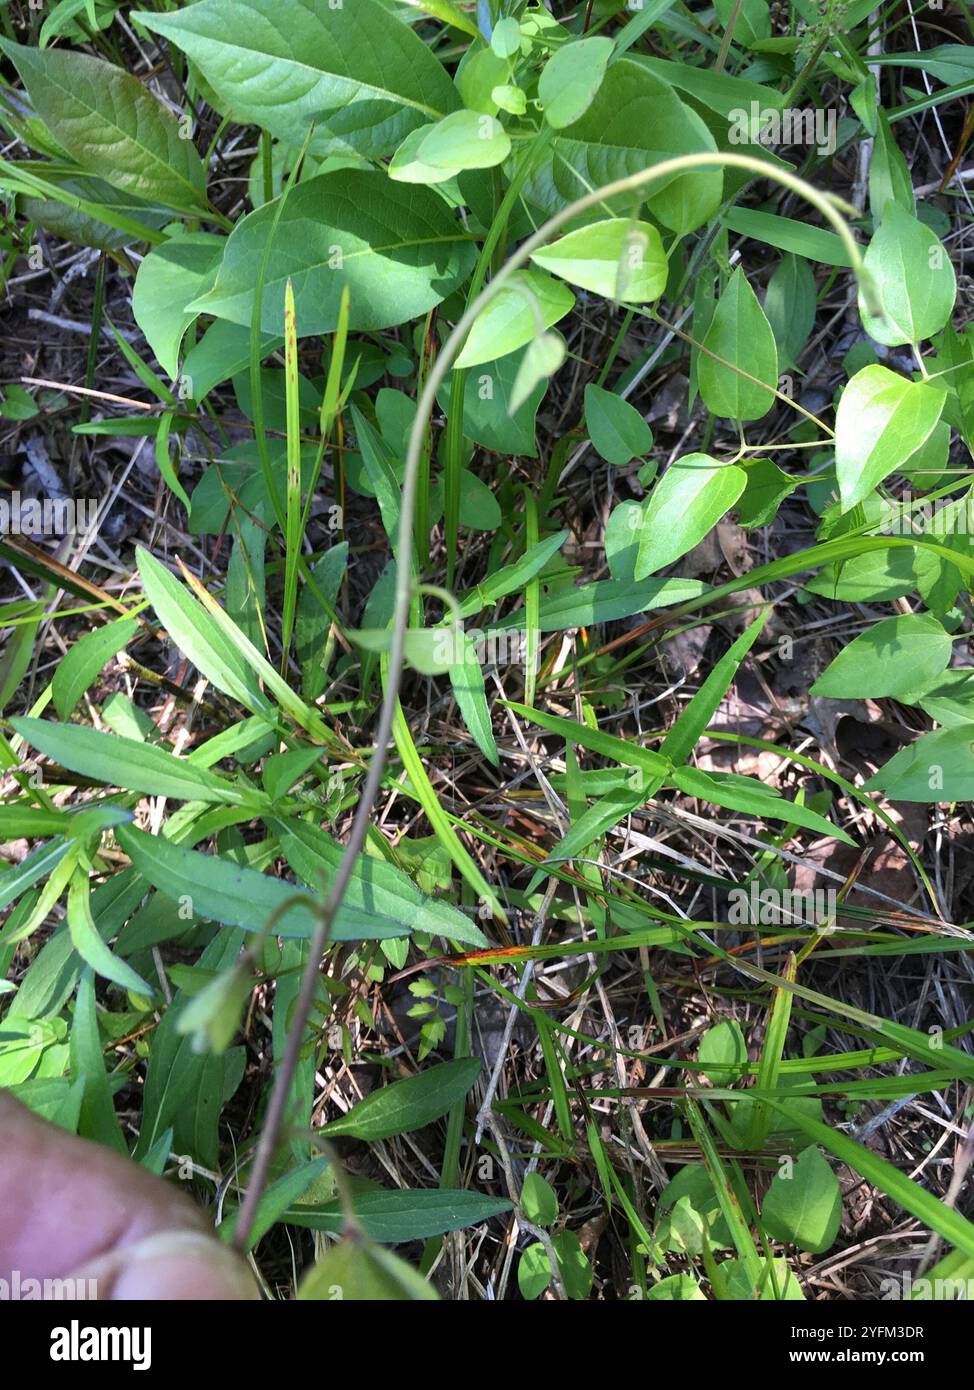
xmin=232 ymin=150 xmax=869 ymax=1253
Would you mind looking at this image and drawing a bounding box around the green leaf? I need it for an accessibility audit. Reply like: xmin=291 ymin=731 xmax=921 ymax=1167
xmin=531 ymin=217 xmax=667 ymax=303
xmin=298 ymin=1237 xmax=437 ymax=1300
xmin=835 ymin=365 xmax=947 ymax=512
xmin=765 ymin=254 xmax=816 ymax=370
xmin=436 ymin=347 xmax=547 ymax=456
xmin=52 ymin=618 xmax=139 ymax=721
xmin=69 ymin=969 xmax=127 ymax=1153
xmin=633 ymin=454 xmax=746 ymax=580
xmin=811 ymin=614 xmax=952 ymax=699
xmin=521 ymin=1171 xmax=559 ymax=1226
xmin=189 ymin=171 xmax=476 ymax=337
xmin=271 ymin=815 xmax=488 ymax=947
xmin=584 ymin=384 xmax=654 ymax=465
xmin=131 ymin=234 xmax=225 ymax=379
xmin=768 ymin=1099 xmax=974 ymax=1262
xmin=860 ymin=205 xmax=956 ymax=347
xmin=721 ymin=208 xmax=852 ymax=267
xmin=10 ymin=718 xmax=255 ymax=806
xmin=538 ymin=35 xmax=614 ymax=129
xmin=509 ymin=332 xmax=565 ymax=414
xmin=136 ymin=547 xmax=273 ymax=719
xmin=761 ymin=1145 xmax=841 ymax=1254
xmin=455 ymin=271 xmax=574 ymax=370
xmin=0 ymin=40 xmax=206 ymax=213
xmin=526 ymin=60 xmax=722 ymax=236
xmin=284 ymin=1187 xmax=514 ymax=1243
xmin=646 ymin=1274 xmax=707 ymax=1300
xmin=317 ymin=1057 xmax=481 ymax=1140
xmin=698 ymin=267 xmax=778 ymax=421
xmin=417 ymin=110 xmax=510 ymax=170
xmin=698 ymin=1019 xmax=747 ymax=1083
xmin=136 ymin=928 xmax=245 ymax=1166
xmin=133 ymin=0 xmax=459 ymax=156
xmin=493 ymin=575 xmax=708 ymax=631
xmin=490 ymin=16 xmax=521 ymax=59
xmin=115 ymin=825 xmax=408 ymax=942
xmin=865 ymin=724 xmax=974 ymax=802
xmin=66 ymin=871 xmax=153 ymax=996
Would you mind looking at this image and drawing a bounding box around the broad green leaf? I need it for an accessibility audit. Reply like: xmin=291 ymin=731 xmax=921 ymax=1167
xmin=714 ymin=0 xmax=771 ymax=45
xmin=698 ymin=1020 xmax=748 ymax=1083
xmin=835 ymin=365 xmax=947 ymax=511
xmin=634 ymin=454 xmax=746 ymax=580
xmin=317 ymin=1057 xmax=481 ymax=1139
xmin=134 ymin=0 xmax=459 ymax=156
xmin=526 ymin=60 xmax=722 ymax=235
xmin=189 ymin=171 xmax=476 ymax=337
xmin=806 ymin=546 xmax=941 ymax=602
xmin=52 ymin=617 xmax=139 ymax=721
xmin=646 ymin=1274 xmax=707 ymax=1300
xmin=387 ymin=123 xmax=459 ymax=185
xmin=435 ymin=347 xmax=547 ymax=456
xmin=455 ymin=271 xmax=574 ymax=370
xmin=457 ymin=47 xmax=509 ymax=114
xmin=538 ymin=35 xmax=613 ymax=128
xmin=860 ymin=205 xmax=956 ymax=347
xmin=736 ymin=457 xmax=796 ymax=528
xmin=811 ymin=614 xmax=952 ymax=699
xmin=299 ymin=1238 xmax=437 ymax=1300
xmin=115 ymin=825 xmax=406 ymax=941
xmin=521 ymin=1171 xmax=559 ymax=1226
xmin=698 ymin=268 xmax=778 ymax=421
xmin=418 ymin=110 xmax=510 ymax=170
xmin=761 ymin=1145 xmax=841 ymax=1254
xmin=131 ymin=234 xmax=225 ymax=379
xmin=584 ymin=384 xmax=654 ymax=465
xmin=531 ymin=218 xmax=667 ymax=303
xmin=768 ymin=1099 xmax=974 ymax=1262
xmin=10 ymin=718 xmax=256 ymax=806
xmin=0 ymin=40 xmax=207 ymax=213
xmin=490 ymin=16 xmax=521 ymax=59
xmin=865 ymin=725 xmax=974 ymax=802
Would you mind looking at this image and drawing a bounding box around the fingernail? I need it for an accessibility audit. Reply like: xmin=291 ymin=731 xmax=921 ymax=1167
xmin=78 ymin=1230 xmax=260 ymax=1301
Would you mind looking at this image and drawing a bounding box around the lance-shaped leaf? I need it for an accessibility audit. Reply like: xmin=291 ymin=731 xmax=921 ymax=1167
xmin=10 ymin=718 xmax=259 ymax=806
xmin=115 ymin=826 xmax=406 ymax=941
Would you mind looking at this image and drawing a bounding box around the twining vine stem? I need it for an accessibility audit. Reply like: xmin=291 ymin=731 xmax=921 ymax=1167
xmin=232 ymin=150 xmax=872 ymax=1255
